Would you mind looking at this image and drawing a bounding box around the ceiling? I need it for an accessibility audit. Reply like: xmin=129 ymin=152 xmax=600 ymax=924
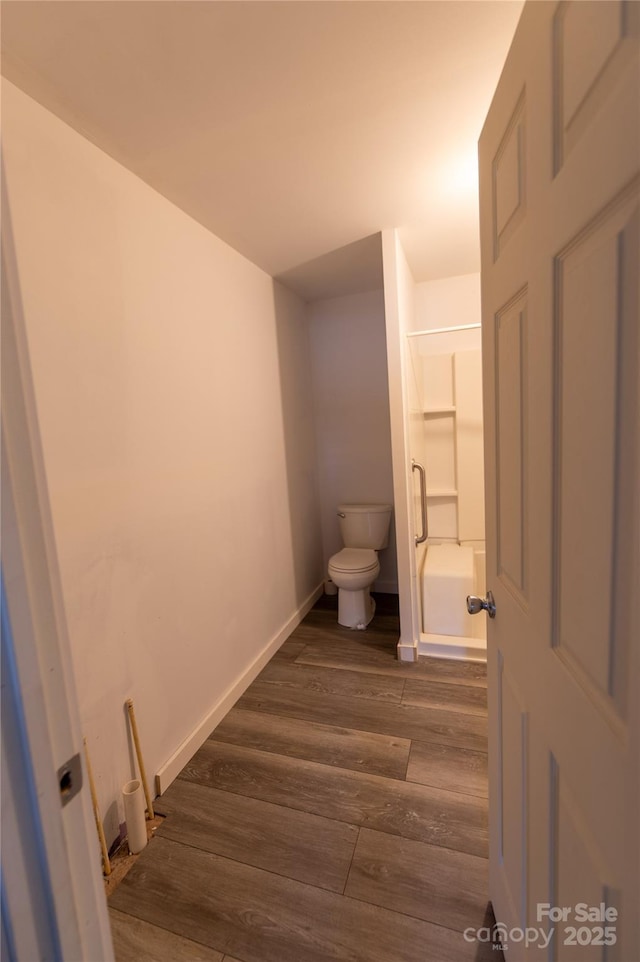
xmin=1 ymin=1 xmax=523 ymax=301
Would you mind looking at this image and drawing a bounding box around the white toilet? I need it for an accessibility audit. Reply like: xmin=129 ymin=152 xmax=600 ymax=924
xmin=328 ymin=503 xmax=392 ymax=629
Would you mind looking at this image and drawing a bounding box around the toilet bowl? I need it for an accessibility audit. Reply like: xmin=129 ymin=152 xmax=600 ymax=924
xmin=328 ymin=504 xmax=392 ymax=629
xmin=328 ymin=548 xmax=380 ymax=628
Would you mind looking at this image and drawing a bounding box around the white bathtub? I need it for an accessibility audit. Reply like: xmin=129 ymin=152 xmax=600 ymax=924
xmin=419 ymin=541 xmax=487 ymax=662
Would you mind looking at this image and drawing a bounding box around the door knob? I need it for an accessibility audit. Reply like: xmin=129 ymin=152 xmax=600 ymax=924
xmin=467 ymin=591 xmax=496 ymax=618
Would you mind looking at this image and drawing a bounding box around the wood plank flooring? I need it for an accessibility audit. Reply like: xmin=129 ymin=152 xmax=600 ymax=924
xmin=109 ymin=594 xmax=500 ymax=961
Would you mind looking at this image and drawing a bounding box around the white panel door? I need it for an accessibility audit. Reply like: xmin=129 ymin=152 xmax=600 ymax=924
xmin=479 ymin=2 xmax=638 ymax=958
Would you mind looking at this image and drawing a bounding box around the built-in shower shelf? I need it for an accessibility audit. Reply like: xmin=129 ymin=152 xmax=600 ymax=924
xmin=424 ymin=406 xmax=456 ymax=416
xmin=427 ymin=488 xmax=458 ymax=498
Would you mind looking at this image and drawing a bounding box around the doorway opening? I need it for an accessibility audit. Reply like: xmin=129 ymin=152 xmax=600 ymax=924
xmin=407 ymin=321 xmax=486 ymax=662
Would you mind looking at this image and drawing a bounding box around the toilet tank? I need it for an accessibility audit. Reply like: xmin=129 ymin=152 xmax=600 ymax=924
xmin=338 ymin=503 xmax=392 ymax=549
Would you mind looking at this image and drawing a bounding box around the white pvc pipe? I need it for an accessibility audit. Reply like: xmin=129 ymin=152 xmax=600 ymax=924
xmin=122 ymin=779 xmax=147 ymax=855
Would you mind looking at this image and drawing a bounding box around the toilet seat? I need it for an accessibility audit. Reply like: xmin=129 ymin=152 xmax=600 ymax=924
xmin=328 ymin=548 xmax=378 ymax=573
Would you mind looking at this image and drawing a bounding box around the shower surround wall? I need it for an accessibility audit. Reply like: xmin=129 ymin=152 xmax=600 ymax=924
xmin=3 ymin=81 xmax=324 ymax=846
xmin=414 ymin=272 xmax=484 ymax=546
xmin=412 ymin=273 xmax=486 ymax=656
xmin=419 ymin=349 xmax=485 ymax=544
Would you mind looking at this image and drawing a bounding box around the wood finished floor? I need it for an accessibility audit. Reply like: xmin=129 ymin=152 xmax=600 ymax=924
xmin=109 ymin=595 xmax=499 ymax=962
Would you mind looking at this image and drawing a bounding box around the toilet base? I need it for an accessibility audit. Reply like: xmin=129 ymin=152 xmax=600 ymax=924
xmin=338 ymin=587 xmax=376 ymax=630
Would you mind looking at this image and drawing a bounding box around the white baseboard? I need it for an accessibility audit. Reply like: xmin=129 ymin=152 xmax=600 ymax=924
xmin=418 ymin=631 xmax=487 ymax=663
xmin=155 ymin=581 xmax=324 ymax=796
xmin=397 ymin=638 xmax=417 ymax=662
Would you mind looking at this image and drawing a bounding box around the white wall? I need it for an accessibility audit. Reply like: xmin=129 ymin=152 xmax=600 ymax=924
xmin=2 ymin=81 xmax=323 ymax=845
xmin=414 ymin=272 xmax=482 ymax=354
xmin=307 ymin=290 xmax=397 ymax=592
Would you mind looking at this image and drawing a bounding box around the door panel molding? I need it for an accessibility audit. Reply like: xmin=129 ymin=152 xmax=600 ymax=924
xmin=496 ymin=654 xmax=529 ymax=928
xmin=553 ymin=0 xmax=638 ymax=174
xmin=495 ymin=286 xmax=529 ymax=610
xmin=551 ymin=183 xmax=639 ymax=729
xmin=552 ymin=762 xmax=616 ymax=961
xmin=492 ymin=89 xmax=527 ymax=261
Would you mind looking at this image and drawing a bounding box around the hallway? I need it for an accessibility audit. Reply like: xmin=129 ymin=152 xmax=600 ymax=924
xmin=109 ymin=596 xmax=497 ymax=961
